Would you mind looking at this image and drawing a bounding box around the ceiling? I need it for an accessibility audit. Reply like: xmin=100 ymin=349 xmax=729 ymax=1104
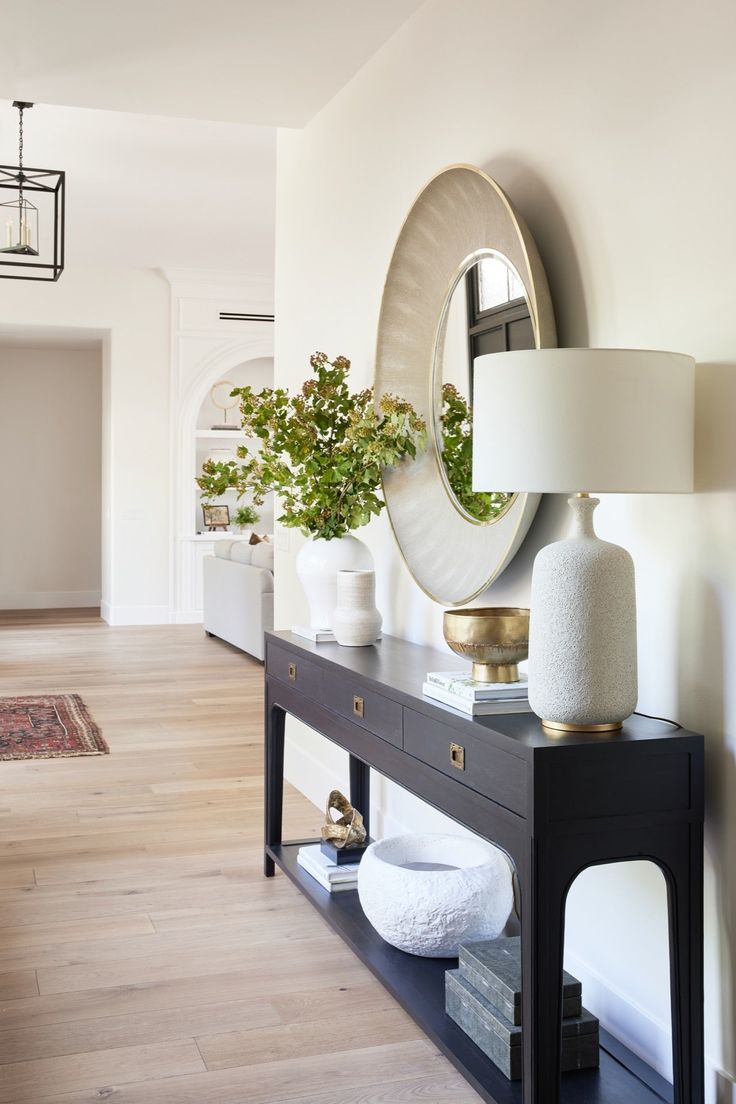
xmin=0 ymin=103 xmax=277 ymax=270
xmin=0 ymin=0 xmax=425 ymax=128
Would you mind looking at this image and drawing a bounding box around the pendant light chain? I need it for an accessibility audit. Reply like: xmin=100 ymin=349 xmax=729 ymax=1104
xmin=17 ymin=104 xmax=24 ymax=213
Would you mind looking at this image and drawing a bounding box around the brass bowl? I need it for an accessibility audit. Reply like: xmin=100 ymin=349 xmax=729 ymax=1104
xmin=443 ymin=607 xmax=530 ymax=684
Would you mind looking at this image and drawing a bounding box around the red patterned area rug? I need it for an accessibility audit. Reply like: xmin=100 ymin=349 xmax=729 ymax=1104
xmin=0 ymin=695 xmax=108 ymax=760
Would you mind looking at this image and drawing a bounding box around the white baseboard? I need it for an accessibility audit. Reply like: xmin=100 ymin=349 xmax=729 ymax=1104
xmin=564 ymin=950 xmax=674 ymax=1080
xmin=100 ymin=603 xmax=171 ymax=626
xmin=0 ymin=590 xmax=101 ymax=610
xmin=172 ymin=609 xmax=204 ymax=625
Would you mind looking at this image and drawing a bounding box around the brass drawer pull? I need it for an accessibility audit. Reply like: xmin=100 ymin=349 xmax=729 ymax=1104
xmin=450 ymin=742 xmax=465 ymax=771
xmin=288 ymin=662 xmax=297 ymax=681
xmin=353 ymin=695 xmax=364 ymax=718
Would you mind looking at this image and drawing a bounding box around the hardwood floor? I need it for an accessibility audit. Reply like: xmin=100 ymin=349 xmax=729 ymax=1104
xmin=0 ymin=615 xmax=478 ymax=1103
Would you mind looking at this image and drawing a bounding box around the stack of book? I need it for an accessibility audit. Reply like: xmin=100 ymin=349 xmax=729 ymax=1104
xmin=445 ymin=936 xmax=599 ymax=1080
xmin=296 ymin=844 xmax=360 ymax=893
xmin=423 ymin=670 xmax=531 ymax=716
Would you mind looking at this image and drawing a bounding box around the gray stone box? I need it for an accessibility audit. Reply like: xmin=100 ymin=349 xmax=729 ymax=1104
xmin=459 ymin=935 xmax=582 ymax=1025
xmin=446 ymin=969 xmax=599 ymax=1081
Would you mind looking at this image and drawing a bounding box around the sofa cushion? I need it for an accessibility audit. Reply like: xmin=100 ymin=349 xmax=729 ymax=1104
xmin=230 ymin=542 xmax=255 ymax=565
xmin=213 ymin=540 xmax=236 ymax=559
xmin=251 ymin=542 xmax=274 ymax=571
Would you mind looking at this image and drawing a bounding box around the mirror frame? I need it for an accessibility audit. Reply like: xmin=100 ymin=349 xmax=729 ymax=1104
xmin=374 ymin=164 xmax=557 ymax=606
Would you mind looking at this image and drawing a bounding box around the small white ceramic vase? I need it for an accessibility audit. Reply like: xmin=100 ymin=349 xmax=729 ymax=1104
xmin=296 ymin=535 xmax=373 ymax=631
xmin=528 ymin=495 xmax=637 ymax=731
xmin=332 ymin=570 xmax=382 ymax=647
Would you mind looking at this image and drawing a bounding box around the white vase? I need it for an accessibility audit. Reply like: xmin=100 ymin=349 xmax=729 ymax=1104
xmin=528 ymin=495 xmax=637 ymax=731
xmin=332 ymin=570 xmax=382 ymax=647
xmin=295 ymin=535 xmax=374 ymax=631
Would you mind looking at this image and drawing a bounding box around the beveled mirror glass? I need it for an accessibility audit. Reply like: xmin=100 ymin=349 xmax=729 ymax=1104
xmin=375 ymin=165 xmax=556 ymax=605
xmin=434 ymin=251 xmax=534 ymax=523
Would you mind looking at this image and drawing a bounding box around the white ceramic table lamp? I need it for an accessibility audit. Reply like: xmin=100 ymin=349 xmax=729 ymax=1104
xmin=472 ymin=349 xmax=695 ymax=732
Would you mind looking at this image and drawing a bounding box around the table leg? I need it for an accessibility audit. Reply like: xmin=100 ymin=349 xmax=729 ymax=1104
xmin=519 ymin=841 xmax=566 ymax=1104
xmin=666 ymin=822 xmax=705 ymax=1104
xmin=349 ymin=755 xmax=370 ymax=837
xmin=264 ymin=695 xmax=285 ymax=877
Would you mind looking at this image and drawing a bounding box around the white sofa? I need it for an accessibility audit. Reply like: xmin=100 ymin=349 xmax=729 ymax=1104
xmin=202 ymin=538 xmax=274 ymax=661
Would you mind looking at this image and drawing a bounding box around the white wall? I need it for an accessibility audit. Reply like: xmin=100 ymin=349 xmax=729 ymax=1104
xmin=0 ymin=268 xmax=170 ymax=624
xmin=274 ymin=0 xmax=736 ymax=1096
xmin=0 ymin=345 xmax=101 ymax=608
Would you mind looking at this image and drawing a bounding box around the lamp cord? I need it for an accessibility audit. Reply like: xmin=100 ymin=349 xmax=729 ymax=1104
xmin=633 ymin=710 xmax=682 ymax=730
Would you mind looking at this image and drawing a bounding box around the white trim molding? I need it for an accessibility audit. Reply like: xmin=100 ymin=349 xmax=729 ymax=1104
xmin=101 ymin=603 xmax=170 ymax=626
xmin=0 ymin=590 xmax=101 ymax=610
xmin=163 ymin=268 xmax=274 ymax=623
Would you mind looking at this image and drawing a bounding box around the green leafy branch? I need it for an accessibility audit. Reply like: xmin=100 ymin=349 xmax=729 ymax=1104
xmin=439 ymin=383 xmax=512 ymax=522
xmin=196 ymin=352 xmax=426 ymax=541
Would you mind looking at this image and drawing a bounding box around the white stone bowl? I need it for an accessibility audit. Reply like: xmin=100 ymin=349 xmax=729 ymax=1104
xmin=357 ymin=833 xmax=513 ymax=957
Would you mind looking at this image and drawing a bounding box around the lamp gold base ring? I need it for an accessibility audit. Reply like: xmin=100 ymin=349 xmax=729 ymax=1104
xmin=541 ymin=719 xmax=624 ymax=734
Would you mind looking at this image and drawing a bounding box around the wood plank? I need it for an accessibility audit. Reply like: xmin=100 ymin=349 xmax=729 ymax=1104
xmin=0 ymin=996 xmax=280 ymax=1064
xmin=26 ymin=1039 xmax=443 ymax=1104
xmin=196 ymin=1007 xmax=420 ymax=1070
xmin=0 ymin=1039 xmax=204 ymax=1101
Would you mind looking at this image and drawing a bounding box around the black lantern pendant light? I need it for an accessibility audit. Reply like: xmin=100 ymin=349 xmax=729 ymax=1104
xmin=0 ymin=101 xmax=65 ymax=281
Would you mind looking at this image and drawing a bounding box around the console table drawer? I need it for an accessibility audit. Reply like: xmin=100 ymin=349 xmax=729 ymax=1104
xmin=404 ymin=709 xmax=527 ymax=816
xmin=267 ymin=643 xmax=323 ymax=703
xmin=323 ymin=675 xmax=403 ymax=748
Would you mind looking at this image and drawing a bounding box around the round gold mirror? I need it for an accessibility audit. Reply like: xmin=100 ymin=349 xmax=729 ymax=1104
xmin=375 ymin=165 xmax=556 ymax=605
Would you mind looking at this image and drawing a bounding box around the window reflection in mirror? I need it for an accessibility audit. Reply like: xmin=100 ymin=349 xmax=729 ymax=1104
xmin=434 ymin=253 xmax=535 ymax=524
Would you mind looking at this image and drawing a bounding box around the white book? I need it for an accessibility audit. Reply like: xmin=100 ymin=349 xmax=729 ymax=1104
xmin=426 ymin=670 xmax=529 ymax=701
xmin=297 ymin=851 xmax=358 ymax=892
xmin=297 ymin=845 xmax=360 ymax=882
xmin=298 ymin=844 xmax=360 ymax=874
xmin=422 ymin=682 xmax=531 ymax=716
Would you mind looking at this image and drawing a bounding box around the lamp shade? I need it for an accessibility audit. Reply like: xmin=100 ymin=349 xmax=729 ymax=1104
xmin=472 ymin=348 xmax=695 ymax=493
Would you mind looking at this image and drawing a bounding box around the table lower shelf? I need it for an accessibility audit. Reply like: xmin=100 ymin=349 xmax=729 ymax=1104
xmin=266 ymin=841 xmax=673 ymax=1104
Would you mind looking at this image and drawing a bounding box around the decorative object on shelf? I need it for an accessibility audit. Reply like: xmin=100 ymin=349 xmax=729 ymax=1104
xmin=446 ymin=936 xmax=599 ymax=1080
xmin=197 ymin=352 xmax=425 ymax=634
xmin=320 ymin=789 xmax=367 ymax=850
xmin=332 ymin=569 xmax=382 ymax=647
xmin=421 ymin=681 xmax=530 ymax=717
xmin=209 ymin=379 xmax=240 ymax=430
xmin=0 ymin=101 xmax=65 ymax=281
xmin=202 ymin=446 xmax=235 ymax=471
xmin=472 ymin=347 xmax=695 ymax=732
xmin=233 ymin=504 xmax=259 ymax=531
xmin=357 ymin=834 xmax=513 ymax=957
xmin=374 ymin=164 xmax=556 ymax=606
xmin=202 ymin=503 xmax=230 ymax=531
xmin=296 ymin=843 xmax=359 ymax=893
xmin=442 ymin=607 xmax=530 ymax=684
xmin=320 ymin=834 xmax=372 ymax=866
xmin=294 ymin=534 xmax=373 ymax=637
xmin=423 ymin=661 xmax=530 ymax=714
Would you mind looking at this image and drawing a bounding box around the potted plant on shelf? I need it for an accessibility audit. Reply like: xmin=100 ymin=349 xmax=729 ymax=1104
xmin=232 ymin=504 xmax=260 ymax=532
xmin=196 ymin=352 xmax=425 ymax=631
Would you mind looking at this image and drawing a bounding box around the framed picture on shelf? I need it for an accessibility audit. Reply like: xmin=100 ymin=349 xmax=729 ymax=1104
xmin=202 ymin=504 xmax=230 ymax=531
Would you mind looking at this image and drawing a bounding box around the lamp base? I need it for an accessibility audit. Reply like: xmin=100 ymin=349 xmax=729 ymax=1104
xmin=528 ymin=496 xmax=637 ymax=731
xmin=542 ymin=719 xmax=623 ymax=734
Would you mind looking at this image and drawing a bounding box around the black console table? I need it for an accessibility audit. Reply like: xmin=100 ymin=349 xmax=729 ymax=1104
xmin=263 ymin=630 xmax=704 ymax=1104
